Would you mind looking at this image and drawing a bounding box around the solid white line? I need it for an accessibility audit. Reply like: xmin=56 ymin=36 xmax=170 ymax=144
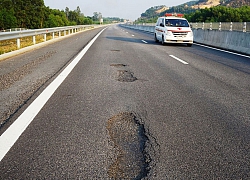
xmin=194 ymin=43 xmax=250 ymax=59
xmin=169 ymin=55 xmax=189 ymax=65
xmin=0 ymin=28 xmax=107 ymax=162
xmin=142 ymin=40 xmax=148 ymax=44
xmin=132 ymin=35 xmax=135 ymax=36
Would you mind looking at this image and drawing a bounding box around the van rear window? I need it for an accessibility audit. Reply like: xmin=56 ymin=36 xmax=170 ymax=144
xmin=165 ymin=19 xmax=189 ymax=27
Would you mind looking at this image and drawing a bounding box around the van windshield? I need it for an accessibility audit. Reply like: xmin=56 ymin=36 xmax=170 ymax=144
xmin=165 ymin=19 xmax=189 ymax=27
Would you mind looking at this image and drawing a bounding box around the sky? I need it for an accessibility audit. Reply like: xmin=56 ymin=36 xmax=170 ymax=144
xmin=43 ymin=0 xmax=190 ymax=20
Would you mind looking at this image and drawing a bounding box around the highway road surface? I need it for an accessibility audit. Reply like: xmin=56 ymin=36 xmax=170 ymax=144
xmin=0 ymin=25 xmax=250 ymax=179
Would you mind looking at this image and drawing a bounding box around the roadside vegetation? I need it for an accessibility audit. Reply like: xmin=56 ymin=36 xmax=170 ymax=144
xmin=185 ymin=5 xmax=250 ymax=22
xmin=0 ymin=0 xmax=124 ymax=55
xmin=0 ymin=0 xmax=123 ymax=30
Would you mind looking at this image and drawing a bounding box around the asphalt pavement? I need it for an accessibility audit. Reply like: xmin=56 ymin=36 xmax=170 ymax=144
xmin=0 ymin=25 xmax=250 ymax=179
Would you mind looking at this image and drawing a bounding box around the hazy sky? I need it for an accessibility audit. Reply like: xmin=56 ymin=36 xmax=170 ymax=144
xmin=43 ymin=0 xmax=189 ymax=20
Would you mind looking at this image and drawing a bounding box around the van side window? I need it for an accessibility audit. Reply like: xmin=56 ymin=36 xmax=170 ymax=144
xmin=158 ymin=19 xmax=164 ymax=27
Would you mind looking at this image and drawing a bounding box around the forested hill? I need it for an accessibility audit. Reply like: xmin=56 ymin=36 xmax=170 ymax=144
xmin=193 ymin=0 xmax=250 ymax=8
xmin=140 ymin=1 xmax=198 ymax=19
xmin=221 ymin=0 xmax=250 ymax=7
xmin=139 ymin=0 xmax=250 ymax=21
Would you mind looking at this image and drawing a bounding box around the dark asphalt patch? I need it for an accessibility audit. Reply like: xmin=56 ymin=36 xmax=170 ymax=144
xmin=107 ymin=112 xmax=150 ymax=179
xmin=117 ymin=70 xmax=137 ymax=82
xmin=110 ymin=50 xmax=121 ymax=52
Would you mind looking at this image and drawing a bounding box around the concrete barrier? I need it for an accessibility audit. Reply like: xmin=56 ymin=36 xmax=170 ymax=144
xmin=123 ymin=25 xmax=154 ymax=33
xmin=121 ymin=24 xmax=250 ymax=55
xmin=193 ymin=29 xmax=250 ymax=55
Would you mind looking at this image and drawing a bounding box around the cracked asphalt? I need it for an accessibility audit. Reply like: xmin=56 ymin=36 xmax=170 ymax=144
xmin=0 ymin=25 xmax=250 ymax=179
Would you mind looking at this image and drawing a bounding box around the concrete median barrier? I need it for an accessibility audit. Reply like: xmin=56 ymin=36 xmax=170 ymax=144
xmin=193 ymin=29 xmax=250 ymax=55
xmin=121 ymin=24 xmax=250 ymax=55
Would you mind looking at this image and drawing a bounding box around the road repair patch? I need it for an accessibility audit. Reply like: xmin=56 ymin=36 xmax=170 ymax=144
xmin=107 ymin=112 xmax=150 ymax=179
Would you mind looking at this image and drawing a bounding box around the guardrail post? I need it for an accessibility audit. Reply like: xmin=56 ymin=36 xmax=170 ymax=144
xmin=68 ymin=30 xmax=70 ymax=35
xmin=52 ymin=32 xmax=55 ymax=39
xmin=243 ymin=22 xmax=246 ymax=32
xmin=210 ymin=22 xmax=212 ymax=30
xmin=230 ymin=22 xmax=233 ymax=31
xmin=195 ymin=22 xmax=198 ymax=29
xmin=32 ymin=36 xmax=36 ymax=44
xmin=64 ymin=30 xmax=66 ymax=36
xmin=44 ymin=34 xmax=46 ymax=42
xmin=17 ymin=38 xmax=20 ymax=49
xmin=59 ymin=31 xmax=61 ymax=37
xmin=202 ymin=22 xmax=204 ymax=30
xmin=219 ymin=22 xmax=221 ymax=31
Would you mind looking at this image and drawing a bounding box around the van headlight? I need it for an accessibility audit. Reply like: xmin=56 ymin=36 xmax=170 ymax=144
xmin=189 ymin=31 xmax=193 ymax=37
xmin=166 ymin=31 xmax=172 ymax=36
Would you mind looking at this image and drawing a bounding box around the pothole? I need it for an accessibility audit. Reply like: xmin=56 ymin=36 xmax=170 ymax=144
xmin=111 ymin=49 xmax=121 ymax=52
xmin=117 ymin=70 xmax=137 ymax=82
xmin=110 ymin=64 xmax=127 ymax=68
xmin=107 ymin=112 xmax=150 ymax=179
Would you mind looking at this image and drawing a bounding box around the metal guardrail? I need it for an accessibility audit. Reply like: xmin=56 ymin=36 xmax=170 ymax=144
xmin=0 ymin=25 xmax=96 ymax=50
xmin=0 ymin=28 xmax=27 ymax=32
xmin=131 ymin=22 xmax=250 ymax=33
xmin=190 ymin=22 xmax=250 ymax=32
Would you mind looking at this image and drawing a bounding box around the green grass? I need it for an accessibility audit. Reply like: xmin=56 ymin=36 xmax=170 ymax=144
xmin=0 ymin=32 xmax=64 ymax=55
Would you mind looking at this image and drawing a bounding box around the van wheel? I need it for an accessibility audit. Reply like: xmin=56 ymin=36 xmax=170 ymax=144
xmin=161 ymin=36 xmax=165 ymax=45
xmin=154 ymin=34 xmax=159 ymax=42
xmin=187 ymin=43 xmax=192 ymax=47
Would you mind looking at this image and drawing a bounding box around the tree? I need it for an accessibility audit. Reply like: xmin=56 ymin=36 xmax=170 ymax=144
xmin=45 ymin=9 xmax=69 ymax=27
xmin=12 ymin=0 xmax=46 ymax=28
xmin=186 ymin=5 xmax=250 ymax=22
xmin=0 ymin=1 xmax=94 ymax=29
xmin=65 ymin=7 xmax=70 ymax=20
xmin=93 ymin=12 xmax=99 ymax=21
xmin=0 ymin=9 xmax=17 ymax=29
xmin=76 ymin=6 xmax=81 ymax=16
xmin=0 ymin=0 xmax=17 ymax=29
xmin=93 ymin=12 xmax=102 ymax=21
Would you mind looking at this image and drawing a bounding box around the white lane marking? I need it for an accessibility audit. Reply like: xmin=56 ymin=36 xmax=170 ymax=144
xmin=142 ymin=40 xmax=148 ymax=44
xmin=0 ymin=28 xmax=107 ymax=162
xmin=194 ymin=43 xmax=250 ymax=59
xmin=169 ymin=55 xmax=189 ymax=65
xmin=132 ymin=35 xmax=135 ymax=37
xmin=126 ymin=32 xmax=128 ymax=33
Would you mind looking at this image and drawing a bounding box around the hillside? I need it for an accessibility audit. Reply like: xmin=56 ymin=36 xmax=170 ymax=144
xmin=155 ymin=6 xmax=169 ymax=14
xmin=192 ymin=0 xmax=220 ymax=9
xmin=140 ymin=5 xmax=169 ymax=18
xmin=221 ymin=0 xmax=250 ymax=7
xmin=192 ymin=0 xmax=250 ymax=8
xmin=139 ymin=0 xmax=250 ymax=20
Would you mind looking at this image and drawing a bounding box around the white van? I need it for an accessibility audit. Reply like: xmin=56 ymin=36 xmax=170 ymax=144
xmin=154 ymin=13 xmax=193 ymax=46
